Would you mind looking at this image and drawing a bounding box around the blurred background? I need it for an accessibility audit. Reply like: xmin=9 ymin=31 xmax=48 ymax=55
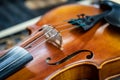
xmin=0 ymin=0 xmax=81 ymax=50
xmin=0 ymin=0 xmax=80 ymax=31
xmin=0 ymin=0 xmax=118 ymax=50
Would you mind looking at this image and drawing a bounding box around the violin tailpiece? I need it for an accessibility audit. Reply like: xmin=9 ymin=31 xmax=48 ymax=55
xmin=68 ymin=10 xmax=109 ymax=31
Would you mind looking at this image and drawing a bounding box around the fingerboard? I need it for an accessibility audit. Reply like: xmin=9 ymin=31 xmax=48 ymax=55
xmin=0 ymin=46 xmax=33 ymax=80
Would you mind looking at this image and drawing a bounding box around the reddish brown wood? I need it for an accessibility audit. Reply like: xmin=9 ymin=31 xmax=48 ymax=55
xmin=1 ymin=4 xmax=120 ymax=80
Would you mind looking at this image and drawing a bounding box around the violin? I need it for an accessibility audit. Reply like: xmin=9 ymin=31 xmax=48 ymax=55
xmin=0 ymin=1 xmax=120 ymax=80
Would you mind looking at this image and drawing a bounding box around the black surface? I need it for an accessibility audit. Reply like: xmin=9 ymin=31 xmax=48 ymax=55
xmin=100 ymin=1 xmax=120 ymax=28
xmin=0 ymin=0 xmax=78 ymax=31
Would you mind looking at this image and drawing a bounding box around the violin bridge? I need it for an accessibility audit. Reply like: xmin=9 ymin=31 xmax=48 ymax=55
xmin=42 ymin=25 xmax=62 ymax=49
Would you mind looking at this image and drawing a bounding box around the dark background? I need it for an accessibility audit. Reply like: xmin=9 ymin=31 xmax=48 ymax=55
xmin=0 ymin=0 xmax=79 ymax=31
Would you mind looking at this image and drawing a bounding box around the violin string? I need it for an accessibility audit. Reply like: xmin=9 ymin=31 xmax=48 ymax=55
xmin=3 ymin=29 xmax=79 ymax=70
xmin=0 ymin=23 xmax=72 ymax=70
xmin=60 ymin=26 xmax=78 ymax=32
xmin=0 ymin=52 xmax=28 ymax=72
xmin=30 ymin=32 xmax=59 ymax=52
xmin=37 ymin=18 xmax=72 ymax=32
xmin=25 ymin=27 xmax=54 ymax=49
xmin=43 ymin=23 xmax=73 ymax=32
xmin=52 ymin=21 xmax=67 ymax=26
xmin=37 ymin=22 xmax=72 ymax=32
xmin=55 ymin=23 xmax=72 ymax=29
xmin=34 ymin=22 xmax=70 ymax=34
xmin=25 ymin=19 xmax=78 ymax=49
xmin=0 ymin=22 xmax=73 ymax=69
xmin=28 ymin=25 xmax=78 ymax=51
xmin=50 ymin=19 xmax=70 ymax=26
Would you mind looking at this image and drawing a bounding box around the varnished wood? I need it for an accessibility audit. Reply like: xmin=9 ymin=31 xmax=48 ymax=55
xmin=1 ymin=3 xmax=120 ymax=80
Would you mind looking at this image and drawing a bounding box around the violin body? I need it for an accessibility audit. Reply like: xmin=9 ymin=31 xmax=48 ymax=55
xmin=1 ymin=2 xmax=120 ymax=80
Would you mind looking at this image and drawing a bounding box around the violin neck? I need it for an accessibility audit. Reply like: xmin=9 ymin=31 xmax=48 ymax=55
xmin=0 ymin=46 xmax=33 ymax=80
